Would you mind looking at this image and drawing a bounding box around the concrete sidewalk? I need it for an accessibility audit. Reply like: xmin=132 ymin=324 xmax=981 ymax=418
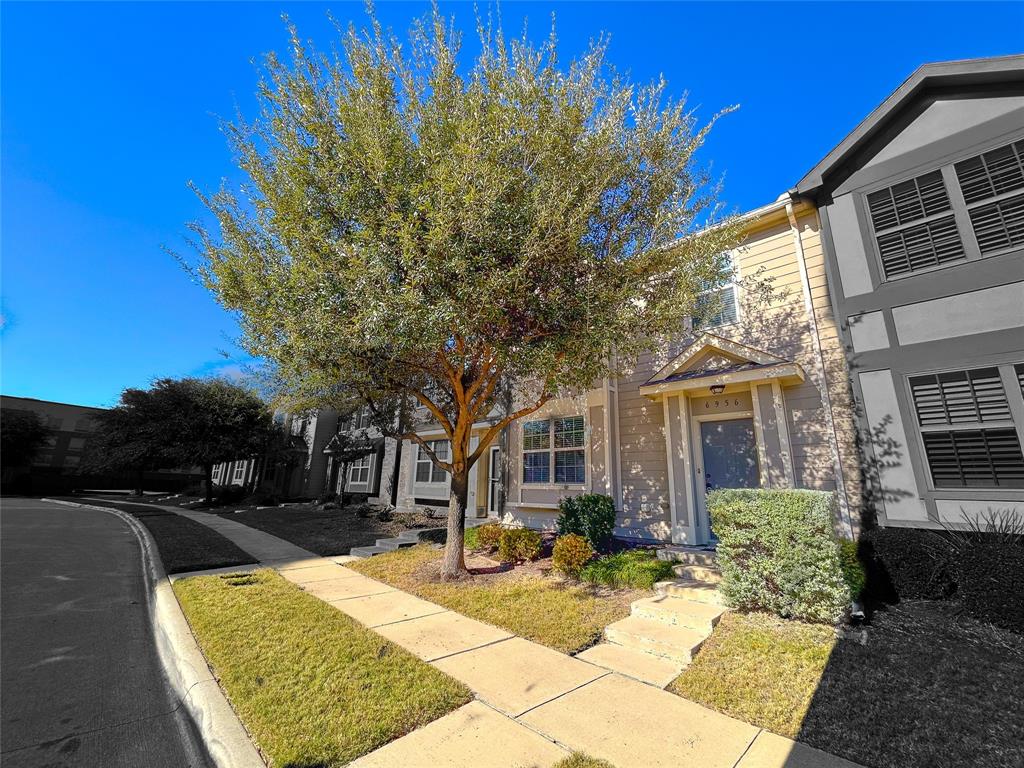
xmin=170 ymin=505 xmax=862 ymax=768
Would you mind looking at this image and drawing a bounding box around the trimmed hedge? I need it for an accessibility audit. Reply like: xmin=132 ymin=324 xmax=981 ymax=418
xmin=557 ymin=493 xmax=616 ymax=551
xmin=552 ymin=534 xmax=594 ymax=577
xmin=861 ymin=527 xmax=956 ymax=601
xmin=708 ymin=489 xmax=851 ymax=623
xmin=497 ymin=528 xmax=542 ymax=563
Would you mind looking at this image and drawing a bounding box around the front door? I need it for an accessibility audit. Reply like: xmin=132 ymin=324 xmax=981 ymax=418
xmin=698 ymin=417 xmax=760 ymax=539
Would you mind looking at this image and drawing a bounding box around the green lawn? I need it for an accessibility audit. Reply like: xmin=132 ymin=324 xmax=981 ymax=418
xmin=349 ymin=545 xmax=638 ymax=654
xmin=66 ymin=498 xmax=256 ymax=573
xmin=174 ymin=569 xmax=471 ymax=767
xmin=670 ymin=605 xmax=1024 ymax=768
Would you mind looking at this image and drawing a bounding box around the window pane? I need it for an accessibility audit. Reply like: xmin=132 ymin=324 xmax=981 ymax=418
xmin=922 ymin=428 xmax=1024 ymax=488
xmin=432 ymin=440 xmax=450 ymax=461
xmin=694 ymin=285 xmax=738 ymax=328
xmin=523 ymin=452 xmax=550 ymax=483
xmin=554 ymin=416 xmax=585 ymax=448
xmin=910 ymin=368 xmax=1010 ymax=426
xmin=554 ymin=449 xmax=586 ymax=484
xmin=522 ymin=420 xmax=550 ymax=450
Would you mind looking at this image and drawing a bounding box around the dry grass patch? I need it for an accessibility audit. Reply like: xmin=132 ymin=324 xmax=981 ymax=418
xmin=669 ymin=612 xmax=834 ymax=738
xmin=670 ymin=605 xmax=1024 ymax=768
xmin=349 ymin=545 xmax=638 ymax=653
xmin=553 ymin=754 xmax=617 ymax=768
xmin=174 ymin=569 xmax=471 ymax=767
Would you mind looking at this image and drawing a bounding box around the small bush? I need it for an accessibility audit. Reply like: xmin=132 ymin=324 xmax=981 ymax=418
xmin=497 ymin=528 xmax=542 ymax=564
xmin=214 ymin=484 xmax=248 ymax=504
xmin=552 ymin=534 xmax=594 ymax=577
xmin=463 ymin=526 xmax=480 ymax=550
xmin=709 ymin=489 xmax=850 ymax=623
xmin=475 ymin=523 xmax=503 ymax=551
xmin=837 ymin=538 xmax=866 ymax=600
xmin=351 ymin=503 xmax=374 ymax=518
xmin=862 ymin=527 xmax=956 ymax=601
xmin=579 ymin=549 xmax=674 ymax=589
xmin=943 ymin=509 xmax=1024 ymax=632
xmin=557 ymin=493 xmax=616 ymax=551
xmin=376 ymin=506 xmax=394 ymax=522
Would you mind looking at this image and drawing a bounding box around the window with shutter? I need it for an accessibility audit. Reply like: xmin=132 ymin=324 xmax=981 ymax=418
xmin=910 ymin=367 xmax=1024 ymax=488
xmin=866 ymin=170 xmax=966 ymax=278
xmin=955 ymin=140 xmax=1024 ymax=255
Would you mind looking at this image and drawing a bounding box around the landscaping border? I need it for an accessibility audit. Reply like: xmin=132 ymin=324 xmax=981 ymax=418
xmin=43 ymin=498 xmax=265 ymax=768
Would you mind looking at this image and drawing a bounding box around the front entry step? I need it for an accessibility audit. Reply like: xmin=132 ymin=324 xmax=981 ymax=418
xmin=604 ymin=616 xmax=706 ymax=664
xmin=673 ymin=563 xmax=722 ymax=584
xmin=656 ymin=546 xmax=717 ymax=567
xmin=630 ymin=595 xmax=726 ymax=633
xmin=653 ymin=579 xmax=726 ymax=606
xmin=576 ymin=642 xmax=683 ymax=688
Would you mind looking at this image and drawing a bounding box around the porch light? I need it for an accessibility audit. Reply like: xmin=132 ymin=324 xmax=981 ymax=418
xmin=709 ymin=384 xmax=726 ymax=395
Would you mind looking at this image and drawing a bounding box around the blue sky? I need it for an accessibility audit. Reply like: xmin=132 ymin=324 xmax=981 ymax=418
xmin=3 ymin=2 xmax=1021 ymax=408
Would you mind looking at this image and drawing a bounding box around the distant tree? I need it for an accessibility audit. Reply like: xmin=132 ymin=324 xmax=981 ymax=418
xmin=1 ymin=409 xmax=51 ymax=469
xmin=191 ymin=9 xmax=737 ymax=577
xmin=86 ymin=378 xmax=276 ymax=501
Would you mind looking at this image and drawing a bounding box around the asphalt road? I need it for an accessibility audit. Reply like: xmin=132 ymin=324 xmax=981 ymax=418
xmin=1 ymin=498 xmax=213 ymax=767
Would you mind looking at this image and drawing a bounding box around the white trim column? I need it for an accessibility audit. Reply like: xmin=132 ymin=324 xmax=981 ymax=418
xmin=663 ymin=394 xmax=698 ymax=545
xmin=750 ymin=384 xmax=771 ymax=488
xmin=771 ymin=380 xmax=796 ymax=487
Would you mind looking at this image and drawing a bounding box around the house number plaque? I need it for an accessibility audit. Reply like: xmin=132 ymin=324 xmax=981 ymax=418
xmin=705 ymin=399 xmax=742 ymax=409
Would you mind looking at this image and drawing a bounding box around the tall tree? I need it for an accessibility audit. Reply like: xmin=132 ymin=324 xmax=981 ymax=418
xmin=1 ymin=409 xmax=51 ymax=469
xmin=86 ymin=378 xmax=276 ymax=501
xmin=191 ymin=9 xmax=737 ymax=578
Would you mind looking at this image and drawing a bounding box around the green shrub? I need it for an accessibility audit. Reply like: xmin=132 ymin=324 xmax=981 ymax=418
xmin=463 ymin=526 xmax=480 ymax=550
xmin=579 ymin=549 xmax=675 ymax=589
xmin=214 ymin=484 xmax=248 ymax=504
xmin=557 ymin=493 xmax=616 ymax=551
xmin=475 ymin=523 xmax=503 ymax=551
xmin=497 ymin=528 xmax=542 ymax=564
xmin=552 ymin=534 xmax=594 ymax=577
xmin=708 ymin=489 xmax=850 ymax=623
xmin=837 ymin=538 xmax=866 ymax=599
xmin=942 ymin=509 xmax=1024 ymax=632
xmin=861 ymin=527 xmax=955 ymax=601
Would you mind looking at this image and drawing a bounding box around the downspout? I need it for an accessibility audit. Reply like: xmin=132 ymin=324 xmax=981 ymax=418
xmin=786 ymin=198 xmax=856 ymax=540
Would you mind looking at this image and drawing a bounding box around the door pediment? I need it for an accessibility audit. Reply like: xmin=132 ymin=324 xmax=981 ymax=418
xmin=647 ymin=333 xmax=787 ymax=385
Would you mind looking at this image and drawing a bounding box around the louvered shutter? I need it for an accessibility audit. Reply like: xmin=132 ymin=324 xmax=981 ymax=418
xmin=867 ymin=171 xmax=965 ymax=278
xmin=955 ymin=141 xmax=1024 ymax=254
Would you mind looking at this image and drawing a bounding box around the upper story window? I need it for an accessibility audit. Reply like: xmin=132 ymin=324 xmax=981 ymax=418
xmin=212 ymin=465 xmax=223 ymax=483
xmin=954 ymin=140 xmax=1024 ymax=255
xmin=522 ymin=416 xmax=586 ymax=484
xmin=415 ymin=440 xmax=449 ymax=483
xmin=692 ymin=254 xmax=739 ymax=329
xmin=349 ymin=454 xmax=371 ymax=485
xmin=233 ymin=462 xmax=246 ymax=482
xmin=866 ymin=170 xmax=965 ymax=279
xmin=910 ymin=365 xmax=1024 ymax=489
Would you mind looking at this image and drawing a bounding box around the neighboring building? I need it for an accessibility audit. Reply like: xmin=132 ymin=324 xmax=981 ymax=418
xmin=393 ymin=197 xmax=863 ymax=543
xmin=795 ymin=55 xmax=1024 ymax=529
xmin=213 ymin=406 xmax=399 ymax=505
xmin=0 ymin=395 xmax=199 ymax=494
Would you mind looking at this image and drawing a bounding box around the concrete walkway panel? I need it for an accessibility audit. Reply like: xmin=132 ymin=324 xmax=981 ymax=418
xmin=303 ymin=574 xmax=396 ymax=602
xmin=279 ymin=563 xmax=362 ymax=585
xmin=348 ymin=701 xmax=567 ymax=768
xmin=519 ymin=673 xmax=758 ymax=768
xmin=433 ymin=637 xmax=606 ymax=717
xmin=373 ymin=610 xmax=513 ymax=661
xmin=736 ymin=731 xmax=864 ymax=768
xmin=333 ymin=590 xmax=447 ymax=628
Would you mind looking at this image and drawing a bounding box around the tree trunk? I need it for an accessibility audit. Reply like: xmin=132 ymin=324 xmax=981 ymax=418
xmin=204 ymin=463 xmax=214 ymax=503
xmin=441 ymin=470 xmax=469 ymax=580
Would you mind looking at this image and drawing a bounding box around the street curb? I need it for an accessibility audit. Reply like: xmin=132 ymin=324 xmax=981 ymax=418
xmin=42 ymin=498 xmax=266 ymax=768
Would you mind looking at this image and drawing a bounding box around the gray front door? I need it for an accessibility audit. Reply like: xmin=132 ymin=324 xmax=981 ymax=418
xmin=700 ymin=418 xmax=760 ymax=492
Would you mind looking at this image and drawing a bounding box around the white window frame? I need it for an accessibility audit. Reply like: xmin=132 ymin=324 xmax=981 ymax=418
xmin=692 ymin=252 xmax=740 ymax=330
xmin=349 ymin=454 xmax=372 ymax=485
xmin=233 ymin=462 xmax=246 ymax=482
xmin=521 ymin=415 xmax=587 ymax=486
xmin=212 ymin=465 xmax=223 ymax=483
xmin=415 ymin=440 xmax=449 ymax=484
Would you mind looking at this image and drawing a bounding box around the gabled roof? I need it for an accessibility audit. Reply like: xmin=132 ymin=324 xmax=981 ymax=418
xmin=795 ymin=55 xmax=1024 ymax=198
xmin=646 ymin=332 xmax=786 ymax=385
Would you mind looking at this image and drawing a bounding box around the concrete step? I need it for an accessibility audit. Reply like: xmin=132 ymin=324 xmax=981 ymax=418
xmin=653 ymin=579 xmax=726 ymax=606
xmin=350 ymin=545 xmax=387 ymax=558
xmin=375 ymin=538 xmax=418 ymax=551
xmin=672 ymin=564 xmax=722 ymax=584
xmin=604 ymin=616 xmax=706 ymax=665
xmin=576 ymin=642 xmax=684 ymax=688
xmin=656 ymin=546 xmax=717 ymax=567
xmin=630 ymin=595 xmax=726 ymax=632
